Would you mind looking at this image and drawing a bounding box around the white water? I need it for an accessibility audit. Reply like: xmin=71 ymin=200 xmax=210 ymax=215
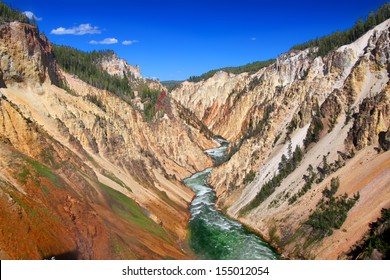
xmin=185 ymin=140 xmax=280 ymax=260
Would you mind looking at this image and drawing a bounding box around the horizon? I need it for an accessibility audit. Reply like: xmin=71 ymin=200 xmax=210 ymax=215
xmin=3 ymin=0 xmax=389 ymax=81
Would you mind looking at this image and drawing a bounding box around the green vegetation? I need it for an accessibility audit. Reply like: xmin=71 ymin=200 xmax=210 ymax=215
xmin=52 ymin=45 xmax=133 ymax=102
xmin=176 ymin=102 xmax=215 ymax=140
xmin=188 ymin=59 xmax=275 ymax=82
xmin=305 ymin=177 xmax=359 ymax=238
xmin=26 ymin=158 xmax=64 ymax=189
xmin=348 ymin=208 xmax=390 ymax=259
xmin=53 ymin=45 xmax=163 ymax=122
xmin=291 ymin=3 xmax=390 ymax=57
xmin=286 ymin=116 xmax=299 ymax=139
xmin=8 ymin=192 xmax=29 ymax=211
xmin=140 ymin=87 xmax=160 ymax=122
xmin=16 ymin=155 xmax=64 ymax=190
xmin=17 ymin=166 xmax=30 ymax=184
xmin=288 ymin=154 xmax=346 ymax=205
xmin=85 ymin=94 xmax=106 ymax=112
xmin=161 ymin=80 xmax=183 ymax=91
xmin=0 ymin=1 xmax=36 ymax=26
xmin=288 ymin=164 xmax=316 ymax=205
xmin=316 ymin=155 xmax=345 ymax=183
xmin=110 ymin=236 xmax=137 ymax=258
xmin=98 ymin=182 xmax=169 ymax=241
xmin=239 ymin=143 xmax=304 ymax=215
xmin=102 ymin=170 xmax=132 ymax=193
xmin=268 ymin=226 xmax=281 ymax=247
xmin=242 ymin=170 xmax=256 ymax=185
xmin=189 ymin=3 xmax=390 ymax=84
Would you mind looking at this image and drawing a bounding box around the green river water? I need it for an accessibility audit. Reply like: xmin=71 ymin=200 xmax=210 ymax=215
xmin=184 ymin=139 xmax=280 ymax=260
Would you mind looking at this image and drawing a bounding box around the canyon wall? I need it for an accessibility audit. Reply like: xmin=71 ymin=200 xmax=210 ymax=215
xmin=0 ymin=22 xmax=214 ymax=259
xmin=172 ymin=20 xmax=390 ymax=259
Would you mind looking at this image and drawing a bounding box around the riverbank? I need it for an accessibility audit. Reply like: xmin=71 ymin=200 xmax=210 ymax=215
xmin=183 ymin=139 xmax=280 ymax=259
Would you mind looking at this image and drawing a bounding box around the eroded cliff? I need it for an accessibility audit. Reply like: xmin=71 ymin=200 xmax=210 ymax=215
xmin=0 ymin=21 xmax=214 ymax=259
xmin=172 ymin=19 xmax=390 ymax=259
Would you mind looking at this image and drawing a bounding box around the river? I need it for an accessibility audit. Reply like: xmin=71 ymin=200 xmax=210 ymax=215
xmin=184 ymin=139 xmax=280 ymax=260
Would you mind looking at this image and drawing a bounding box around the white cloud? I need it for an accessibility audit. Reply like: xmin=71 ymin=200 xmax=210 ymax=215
xmin=23 ymin=11 xmax=42 ymax=21
xmin=51 ymin=24 xmax=101 ymax=35
xmin=122 ymin=40 xmax=139 ymax=45
xmin=89 ymin=38 xmax=118 ymax=45
xmin=251 ymin=37 xmax=257 ymax=41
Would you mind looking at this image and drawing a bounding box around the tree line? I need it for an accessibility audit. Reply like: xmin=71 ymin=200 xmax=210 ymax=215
xmin=239 ymin=141 xmax=303 ymax=216
xmin=291 ymin=3 xmax=390 ymax=57
xmin=188 ymin=3 xmax=390 ymax=83
xmin=348 ymin=208 xmax=390 ymax=259
xmin=0 ymin=1 xmax=35 ymax=25
xmin=188 ymin=59 xmax=275 ymax=83
xmin=52 ymin=45 xmax=134 ymax=103
xmin=305 ymin=177 xmax=359 ymax=238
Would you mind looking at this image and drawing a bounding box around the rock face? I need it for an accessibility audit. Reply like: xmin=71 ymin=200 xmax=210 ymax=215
xmin=0 ymin=22 xmax=214 ymax=259
xmin=0 ymin=22 xmax=59 ymax=86
xmin=1 ymin=15 xmax=389 ymax=260
xmin=346 ymin=92 xmax=389 ymax=151
xmin=172 ymin=20 xmax=390 ymax=259
xmin=99 ymin=53 xmax=142 ymax=79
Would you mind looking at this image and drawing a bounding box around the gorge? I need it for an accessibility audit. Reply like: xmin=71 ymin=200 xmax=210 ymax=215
xmin=186 ymin=140 xmax=279 ymax=259
xmin=0 ymin=1 xmax=389 ymax=260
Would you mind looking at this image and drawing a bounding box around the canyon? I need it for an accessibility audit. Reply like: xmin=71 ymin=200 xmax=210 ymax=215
xmin=0 ymin=8 xmax=389 ymax=259
xmin=0 ymin=21 xmax=214 ymax=259
xmin=172 ymin=19 xmax=390 ymax=259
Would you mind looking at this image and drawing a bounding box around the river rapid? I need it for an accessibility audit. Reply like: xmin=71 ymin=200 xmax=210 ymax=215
xmin=184 ymin=139 xmax=280 ymax=260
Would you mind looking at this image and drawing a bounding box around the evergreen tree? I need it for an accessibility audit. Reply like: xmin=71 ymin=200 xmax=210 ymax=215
xmin=322 ymin=155 xmax=330 ymax=176
xmin=291 ymin=3 xmax=390 ymax=57
xmin=279 ymin=154 xmax=288 ymax=174
xmin=287 ymin=138 xmax=293 ymax=159
xmin=188 ymin=59 xmax=275 ymax=82
xmin=0 ymin=1 xmax=37 ymax=26
xmin=365 ymin=12 xmax=377 ymax=30
xmin=293 ymin=145 xmax=303 ymax=164
xmin=52 ymin=45 xmax=133 ymax=101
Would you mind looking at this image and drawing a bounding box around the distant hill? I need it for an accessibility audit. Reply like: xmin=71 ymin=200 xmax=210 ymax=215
xmin=187 ymin=59 xmax=276 ymax=82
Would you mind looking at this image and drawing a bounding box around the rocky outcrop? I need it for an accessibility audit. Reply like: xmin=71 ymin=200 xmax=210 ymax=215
xmin=0 ymin=22 xmax=59 ymax=86
xmin=172 ymin=19 xmax=390 ymax=259
xmin=346 ymin=92 xmax=389 ymax=151
xmin=0 ymin=22 xmax=214 ymax=259
xmin=99 ymin=53 xmax=142 ymax=79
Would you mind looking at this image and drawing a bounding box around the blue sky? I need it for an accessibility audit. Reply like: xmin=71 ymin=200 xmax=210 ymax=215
xmin=5 ymin=0 xmax=388 ymax=80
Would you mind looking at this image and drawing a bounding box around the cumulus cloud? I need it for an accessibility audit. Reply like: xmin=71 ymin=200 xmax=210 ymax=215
xmin=122 ymin=40 xmax=139 ymax=45
xmin=51 ymin=24 xmax=101 ymax=35
xmin=89 ymin=38 xmax=118 ymax=45
xmin=23 ymin=11 xmax=42 ymax=21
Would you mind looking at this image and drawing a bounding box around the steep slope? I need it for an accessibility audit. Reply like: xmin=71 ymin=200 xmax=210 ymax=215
xmin=0 ymin=21 xmax=214 ymax=259
xmin=172 ymin=19 xmax=390 ymax=259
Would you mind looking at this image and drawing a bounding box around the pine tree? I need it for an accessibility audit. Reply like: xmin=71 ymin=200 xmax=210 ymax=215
xmin=365 ymin=12 xmax=377 ymax=29
xmin=287 ymin=138 xmax=293 ymax=159
xmin=279 ymin=154 xmax=288 ymax=174
xmin=322 ymin=155 xmax=330 ymax=176
xmin=293 ymin=145 xmax=303 ymax=164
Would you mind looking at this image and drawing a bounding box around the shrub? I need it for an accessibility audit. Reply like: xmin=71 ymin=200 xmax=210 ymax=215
xmin=240 ymin=144 xmax=304 ymax=215
xmin=305 ymin=177 xmax=359 ymax=238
